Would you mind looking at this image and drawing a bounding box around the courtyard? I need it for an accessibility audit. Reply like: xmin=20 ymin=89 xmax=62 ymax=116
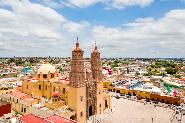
xmin=88 ymin=93 xmax=185 ymax=123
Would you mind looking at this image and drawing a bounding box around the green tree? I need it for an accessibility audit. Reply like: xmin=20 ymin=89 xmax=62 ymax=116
xmin=143 ymin=73 xmax=150 ymax=76
xmin=160 ymin=72 xmax=166 ymax=77
xmin=165 ymin=67 xmax=176 ymax=75
xmin=15 ymin=111 xmax=19 ymax=117
xmin=174 ymin=74 xmax=181 ymax=78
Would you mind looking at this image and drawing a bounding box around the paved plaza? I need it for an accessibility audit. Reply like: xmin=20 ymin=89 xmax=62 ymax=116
xmin=88 ymin=93 xmax=185 ymax=123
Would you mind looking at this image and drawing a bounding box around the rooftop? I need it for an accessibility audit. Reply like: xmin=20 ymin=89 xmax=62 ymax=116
xmin=46 ymin=115 xmax=77 ymax=123
xmin=19 ymin=114 xmax=47 ymax=123
xmin=11 ymin=91 xmax=28 ymax=99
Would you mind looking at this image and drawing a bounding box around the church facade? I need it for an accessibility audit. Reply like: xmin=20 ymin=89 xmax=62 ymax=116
xmin=19 ymin=41 xmax=111 ymax=123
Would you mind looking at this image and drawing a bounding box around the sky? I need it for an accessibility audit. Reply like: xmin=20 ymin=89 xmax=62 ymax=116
xmin=0 ymin=0 xmax=185 ymax=58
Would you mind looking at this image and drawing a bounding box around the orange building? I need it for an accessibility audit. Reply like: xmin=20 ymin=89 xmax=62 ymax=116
xmin=17 ymin=40 xmax=111 ymax=123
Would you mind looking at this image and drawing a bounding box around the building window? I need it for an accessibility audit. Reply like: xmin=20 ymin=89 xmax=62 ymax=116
xmin=51 ymin=74 xmax=54 ymax=78
xmin=43 ymin=74 xmax=47 ymax=78
xmin=16 ymin=99 xmax=18 ymax=103
xmin=27 ymin=85 xmax=28 ymax=89
xmin=38 ymin=74 xmax=40 ymax=78
xmin=63 ymin=88 xmax=65 ymax=94
xmin=100 ymin=104 xmax=101 ymax=108
xmin=21 ymin=107 xmax=23 ymax=112
xmin=80 ymin=96 xmax=83 ymax=101
xmin=39 ymin=85 xmax=41 ymax=90
xmin=45 ymin=85 xmax=47 ymax=90
xmin=80 ymin=112 xmax=83 ymax=117
xmin=24 ymin=108 xmax=26 ymax=113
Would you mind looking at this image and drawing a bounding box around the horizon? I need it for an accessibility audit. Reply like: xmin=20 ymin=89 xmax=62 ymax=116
xmin=0 ymin=57 xmax=185 ymax=59
xmin=0 ymin=0 xmax=185 ymax=58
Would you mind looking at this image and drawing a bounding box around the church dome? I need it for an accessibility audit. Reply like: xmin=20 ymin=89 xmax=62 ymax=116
xmin=52 ymin=91 xmax=60 ymax=97
xmin=37 ymin=64 xmax=56 ymax=74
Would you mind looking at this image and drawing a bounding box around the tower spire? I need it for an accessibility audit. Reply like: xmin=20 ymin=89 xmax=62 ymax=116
xmin=94 ymin=41 xmax=97 ymax=50
xmin=76 ymin=37 xmax=80 ymax=48
xmin=73 ymin=37 xmax=82 ymax=51
xmin=93 ymin=41 xmax=98 ymax=52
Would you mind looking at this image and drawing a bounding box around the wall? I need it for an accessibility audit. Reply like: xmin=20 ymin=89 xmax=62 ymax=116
xmin=96 ymin=82 xmax=112 ymax=115
xmin=67 ymin=86 xmax=87 ymax=123
xmin=104 ymin=83 xmax=183 ymax=106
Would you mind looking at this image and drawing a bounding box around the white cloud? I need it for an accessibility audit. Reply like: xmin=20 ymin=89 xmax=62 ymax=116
xmin=108 ymin=0 xmax=154 ymax=9
xmin=63 ymin=0 xmax=154 ymax=9
xmin=64 ymin=0 xmax=102 ymax=8
xmin=0 ymin=0 xmax=89 ymax=57
xmin=63 ymin=21 xmax=90 ymax=33
xmin=0 ymin=0 xmax=184 ymax=58
xmin=92 ymin=9 xmax=185 ymax=58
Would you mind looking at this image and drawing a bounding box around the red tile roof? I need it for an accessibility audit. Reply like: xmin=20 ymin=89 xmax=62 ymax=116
xmin=46 ymin=115 xmax=77 ymax=123
xmin=11 ymin=91 xmax=28 ymax=99
xmin=20 ymin=114 xmax=47 ymax=123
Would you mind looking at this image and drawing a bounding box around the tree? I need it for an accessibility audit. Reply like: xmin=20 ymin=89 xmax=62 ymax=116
xmin=143 ymin=73 xmax=150 ymax=76
xmin=174 ymin=74 xmax=181 ymax=78
xmin=15 ymin=111 xmax=19 ymax=117
xmin=165 ymin=67 xmax=176 ymax=75
xmin=160 ymin=72 xmax=166 ymax=77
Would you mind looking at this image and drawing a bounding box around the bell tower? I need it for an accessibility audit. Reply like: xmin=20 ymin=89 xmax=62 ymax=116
xmin=91 ymin=43 xmax=102 ymax=82
xmin=86 ymin=43 xmax=102 ymax=117
xmin=69 ymin=37 xmax=85 ymax=87
xmin=68 ymin=38 xmax=87 ymax=123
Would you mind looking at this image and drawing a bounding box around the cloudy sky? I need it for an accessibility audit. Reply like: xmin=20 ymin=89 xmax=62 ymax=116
xmin=0 ymin=0 xmax=185 ymax=58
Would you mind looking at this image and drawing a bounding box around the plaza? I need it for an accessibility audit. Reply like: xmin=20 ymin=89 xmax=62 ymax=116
xmin=88 ymin=93 xmax=185 ymax=123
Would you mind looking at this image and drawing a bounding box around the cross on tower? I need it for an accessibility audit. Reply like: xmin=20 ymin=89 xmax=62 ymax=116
xmin=77 ymin=37 xmax=79 ymax=43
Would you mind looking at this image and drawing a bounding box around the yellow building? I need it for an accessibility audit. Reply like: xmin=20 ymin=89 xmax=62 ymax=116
xmin=18 ymin=41 xmax=111 ymax=123
xmin=1 ymin=91 xmax=39 ymax=115
xmin=0 ymin=86 xmax=15 ymax=95
xmin=136 ymin=91 xmax=151 ymax=100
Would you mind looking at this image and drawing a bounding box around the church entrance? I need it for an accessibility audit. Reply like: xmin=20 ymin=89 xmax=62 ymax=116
xmin=89 ymin=105 xmax=93 ymax=116
xmin=105 ymin=100 xmax=108 ymax=108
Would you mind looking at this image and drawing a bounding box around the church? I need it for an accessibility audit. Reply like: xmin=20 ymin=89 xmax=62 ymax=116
xmin=19 ymin=39 xmax=111 ymax=123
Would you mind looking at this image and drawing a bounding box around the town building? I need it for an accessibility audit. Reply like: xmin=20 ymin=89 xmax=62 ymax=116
xmin=3 ymin=41 xmax=111 ymax=123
